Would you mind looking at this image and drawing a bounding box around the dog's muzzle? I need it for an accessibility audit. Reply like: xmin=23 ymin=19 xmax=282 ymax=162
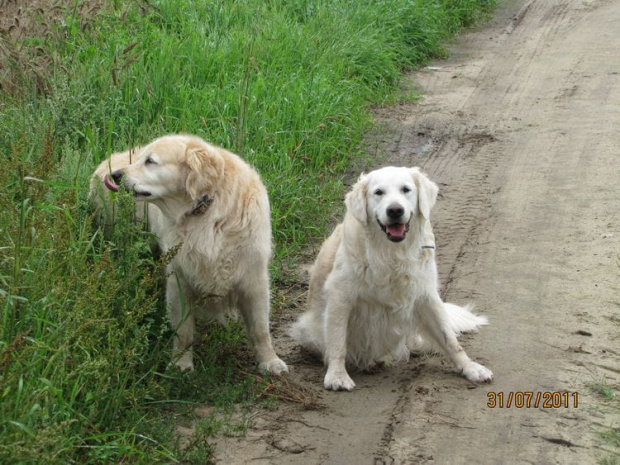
xmin=377 ymin=203 xmax=410 ymax=242
xmin=103 ymin=172 xmax=151 ymax=197
xmin=377 ymin=219 xmax=411 ymax=242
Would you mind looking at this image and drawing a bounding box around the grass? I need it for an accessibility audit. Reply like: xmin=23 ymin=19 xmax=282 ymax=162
xmin=594 ymin=295 xmax=620 ymax=463
xmin=598 ymin=263 xmax=620 ymax=464
xmin=0 ymin=0 xmax=496 ymax=462
xmin=591 ymin=377 xmax=620 ymax=464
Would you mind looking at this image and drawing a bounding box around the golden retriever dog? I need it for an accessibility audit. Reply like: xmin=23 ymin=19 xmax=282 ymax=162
xmin=291 ymin=166 xmax=492 ymax=390
xmin=90 ymin=134 xmax=288 ymax=375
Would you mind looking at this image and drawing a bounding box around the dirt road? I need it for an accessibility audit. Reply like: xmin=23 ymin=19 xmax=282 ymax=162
xmin=215 ymin=1 xmax=620 ymax=463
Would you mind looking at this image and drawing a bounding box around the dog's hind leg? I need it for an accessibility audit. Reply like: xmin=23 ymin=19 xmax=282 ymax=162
xmin=167 ymin=271 xmax=196 ymax=371
xmin=237 ymin=274 xmax=288 ymax=375
xmin=415 ymin=294 xmax=493 ymax=383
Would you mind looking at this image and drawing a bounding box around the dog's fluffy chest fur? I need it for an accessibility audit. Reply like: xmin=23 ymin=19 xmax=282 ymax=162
xmin=347 ymin=232 xmax=436 ymax=307
xmin=325 ymin=238 xmax=437 ymax=369
xmin=155 ymin=214 xmax=240 ymax=299
xmin=176 ymin=243 xmax=237 ymax=298
xmin=363 ymin=255 xmax=432 ymax=304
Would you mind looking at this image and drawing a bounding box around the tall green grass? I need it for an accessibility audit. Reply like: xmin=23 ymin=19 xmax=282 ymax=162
xmin=0 ymin=0 xmax=496 ymax=461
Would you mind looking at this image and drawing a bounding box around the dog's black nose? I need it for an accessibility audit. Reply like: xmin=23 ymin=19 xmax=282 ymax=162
xmin=111 ymin=170 xmax=123 ymax=185
xmin=387 ymin=204 xmax=404 ymax=219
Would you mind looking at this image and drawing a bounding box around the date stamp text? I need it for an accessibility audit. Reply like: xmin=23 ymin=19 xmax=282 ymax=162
xmin=487 ymin=391 xmax=579 ymax=409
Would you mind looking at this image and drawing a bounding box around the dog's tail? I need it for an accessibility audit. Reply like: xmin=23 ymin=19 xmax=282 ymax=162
xmin=444 ymin=303 xmax=488 ymax=335
xmin=289 ymin=312 xmax=323 ymax=355
xmin=408 ymin=303 xmax=488 ymax=353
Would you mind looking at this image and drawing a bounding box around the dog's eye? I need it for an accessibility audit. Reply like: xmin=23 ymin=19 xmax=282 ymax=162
xmin=374 ymin=189 xmax=384 ymax=196
xmin=402 ymin=186 xmax=412 ymax=194
xmin=145 ymin=156 xmax=156 ymax=165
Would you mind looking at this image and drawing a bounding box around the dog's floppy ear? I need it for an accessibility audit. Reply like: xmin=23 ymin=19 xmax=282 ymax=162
xmin=345 ymin=173 xmax=369 ymax=224
xmin=410 ymin=168 xmax=438 ymax=219
xmin=185 ymin=142 xmax=225 ymax=200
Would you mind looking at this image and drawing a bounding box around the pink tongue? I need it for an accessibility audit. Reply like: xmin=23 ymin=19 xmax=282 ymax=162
xmin=104 ymin=174 xmax=119 ymax=192
xmin=386 ymin=223 xmax=406 ymax=238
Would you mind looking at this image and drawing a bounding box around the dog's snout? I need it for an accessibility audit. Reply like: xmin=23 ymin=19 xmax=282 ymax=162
xmin=111 ymin=170 xmax=124 ymax=185
xmin=386 ymin=204 xmax=404 ymax=219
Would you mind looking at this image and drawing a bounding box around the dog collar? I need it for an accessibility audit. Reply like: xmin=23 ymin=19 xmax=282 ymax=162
xmin=186 ymin=195 xmax=213 ymax=216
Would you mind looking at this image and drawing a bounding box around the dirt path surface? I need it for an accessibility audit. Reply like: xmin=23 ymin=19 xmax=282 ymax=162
xmin=215 ymin=1 xmax=620 ymax=463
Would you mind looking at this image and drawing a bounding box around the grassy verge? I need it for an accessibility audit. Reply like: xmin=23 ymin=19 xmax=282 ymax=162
xmin=595 ymin=294 xmax=620 ymax=464
xmin=591 ymin=376 xmax=620 ymax=464
xmin=0 ymin=0 xmax=496 ymax=462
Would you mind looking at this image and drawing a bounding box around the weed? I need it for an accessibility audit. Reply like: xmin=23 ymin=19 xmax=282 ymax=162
xmin=591 ymin=379 xmax=616 ymax=401
xmin=590 ymin=377 xmax=620 ymax=463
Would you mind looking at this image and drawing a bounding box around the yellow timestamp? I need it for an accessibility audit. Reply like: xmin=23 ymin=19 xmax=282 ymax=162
xmin=487 ymin=391 xmax=579 ymax=409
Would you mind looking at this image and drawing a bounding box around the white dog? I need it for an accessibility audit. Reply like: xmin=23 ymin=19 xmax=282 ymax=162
xmin=90 ymin=134 xmax=288 ymax=375
xmin=291 ymin=166 xmax=492 ymax=390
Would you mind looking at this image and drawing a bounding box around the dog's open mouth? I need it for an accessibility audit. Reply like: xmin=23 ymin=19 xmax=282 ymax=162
xmin=133 ymin=189 xmax=152 ymax=198
xmin=103 ymin=174 xmax=151 ymax=197
xmin=104 ymin=174 xmax=119 ymax=192
xmin=378 ymin=220 xmax=410 ymax=242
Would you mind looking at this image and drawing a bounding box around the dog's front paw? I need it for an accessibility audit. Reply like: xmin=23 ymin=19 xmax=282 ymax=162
xmin=324 ymin=368 xmax=356 ymax=391
xmin=173 ymin=352 xmax=194 ymax=372
xmin=259 ymin=357 xmax=289 ymax=375
xmin=461 ymin=361 xmax=493 ymax=383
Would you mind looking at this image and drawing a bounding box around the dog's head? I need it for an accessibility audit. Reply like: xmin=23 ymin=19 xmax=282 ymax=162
xmin=105 ymin=135 xmax=225 ymax=205
xmin=345 ymin=166 xmax=438 ymax=243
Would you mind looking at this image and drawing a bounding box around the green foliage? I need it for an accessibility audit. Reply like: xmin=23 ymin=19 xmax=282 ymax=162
xmin=589 ymin=377 xmax=620 ymax=464
xmin=0 ymin=0 xmax=496 ymax=461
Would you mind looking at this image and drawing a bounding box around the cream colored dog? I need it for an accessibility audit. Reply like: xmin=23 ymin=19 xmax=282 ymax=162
xmin=291 ymin=166 xmax=492 ymax=390
xmin=90 ymin=134 xmax=288 ymax=375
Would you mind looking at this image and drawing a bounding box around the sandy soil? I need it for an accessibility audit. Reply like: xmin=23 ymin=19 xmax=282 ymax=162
xmin=213 ymin=0 xmax=620 ymax=463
